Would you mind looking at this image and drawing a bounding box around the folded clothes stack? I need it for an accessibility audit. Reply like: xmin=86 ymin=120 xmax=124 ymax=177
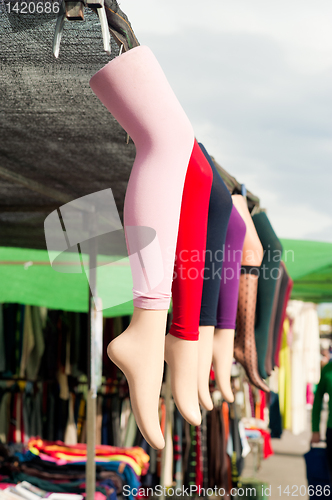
xmin=0 ymin=439 xmax=150 ymax=500
xmin=243 ymin=427 xmax=273 ymax=459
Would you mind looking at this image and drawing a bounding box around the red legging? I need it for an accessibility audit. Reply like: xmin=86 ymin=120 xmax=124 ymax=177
xmin=169 ymin=140 xmax=213 ymax=341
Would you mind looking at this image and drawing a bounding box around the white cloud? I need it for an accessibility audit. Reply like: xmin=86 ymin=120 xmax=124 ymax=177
xmin=122 ymin=0 xmax=332 ymax=242
xmin=264 ymin=199 xmax=332 ymax=241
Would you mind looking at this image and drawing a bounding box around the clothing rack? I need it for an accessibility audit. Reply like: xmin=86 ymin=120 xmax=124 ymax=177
xmin=0 ymin=161 xmax=260 ymax=500
xmin=0 ymin=376 xmax=122 ymax=388
xmin=1 ymin=301 xmax=275 ymax=496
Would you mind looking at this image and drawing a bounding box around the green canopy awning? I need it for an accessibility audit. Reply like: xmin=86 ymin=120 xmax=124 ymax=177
xmin=281 ymin=239 xmax=332 ymax=303
xmin=0 ymin=238 xmax=331 ymax=314
xmin=0 ymin=246 xmax=134 ymax=317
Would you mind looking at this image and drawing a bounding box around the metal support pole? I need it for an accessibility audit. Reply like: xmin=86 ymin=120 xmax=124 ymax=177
xmin=86 ymin=216 xmax=97 ymax=500
xmin=160 ymin=365 xmax=172 ymax=497
xmin=86 ymin=386 xmax=96 ymax=500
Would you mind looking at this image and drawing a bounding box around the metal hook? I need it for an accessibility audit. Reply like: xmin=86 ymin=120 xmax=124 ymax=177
xmin=53 ymin=0 xmax=66 ymax=59
xmin=87 ymin=0 xmax=111 ymax=55
xmin=96 ymin=5 xmax=111 ymax=55
xmin=53 ymin=0 xmax=111 ymax=58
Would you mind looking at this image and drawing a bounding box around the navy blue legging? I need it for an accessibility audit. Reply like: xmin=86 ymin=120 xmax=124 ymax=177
xmin=198 ymin=143 xmax=232 ymax=326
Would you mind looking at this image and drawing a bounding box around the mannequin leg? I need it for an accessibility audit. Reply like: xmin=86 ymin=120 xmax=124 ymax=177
xmin=90 ymin=46 xmax=194 ymax=449
xmin=252 ymin=212 xmax=283 ymax=379
xmin=108 ymin=308 xmax=167 ymax=449
xmin=214 ymin=204 xmax=246 ymax=402
xmin=165 ymin=334 xmax=201 ymax=425
xmin=232 ymin=195 xmax=264 ymax=266
xmin=197 ymin=325 xmax=214 ymax=410
xmin=166 ymin=140 xmax=213 ymax=425
xmin=213 ymin=328 xmax=235 ymax=402
xmin=274 ymin=266 xmax=293 ymax=368
xmin=234 ymin=271 xmax=270 ymax=392
xmin=265 ymin=267 xmax=282 ymax=376
xmin=272 ymin=262 xmax=287 ymax=367
xmin=231 ymin=195 xmax=269 ymax=392
xmin=197 ymin=144 xmax=233 ymax=410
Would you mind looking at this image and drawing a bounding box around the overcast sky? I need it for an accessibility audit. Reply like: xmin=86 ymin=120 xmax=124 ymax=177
xmin=122 ymin=0 xmax=332 ymax=243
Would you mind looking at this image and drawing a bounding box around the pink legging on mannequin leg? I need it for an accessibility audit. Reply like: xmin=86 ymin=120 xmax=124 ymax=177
xmin=89 ymin=46 xmax=194 ymax=309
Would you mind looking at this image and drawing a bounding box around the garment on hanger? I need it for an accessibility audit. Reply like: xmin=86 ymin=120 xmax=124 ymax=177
xmin=287 ymin=301 xmax=320 ymax=435
xmin=64 ymin=393 xmax=77 ymax=446
xmin=0 ymin=391 xmax=11 ymax=443
xmin=26 ymin=307 xmax=45 ymax=381
xmin=173 ymin=407 xmax=183 ymax=489
xmin=207 ymin=406 xmax=229 ymax=493
xmin=229 ymin=403 xmax=244 ymax=485
xmin=103 ymin=318 xmax=118 ymax=380
xmin=3 ymin=304 xmax=19 ymax=376
xmin=101 ymin=394 xmax=113 ymax=446
xmin=278 ymin=317 xmax=292 ymax=430
xmin=243 ymin=381 xmax=254 ymax=419
xmin=200 ymin=409 xmax=209 ymax=490
xmin=269 ymin=391 xmax=282 ymax=438
xmin=195 ymin=424 xmax=203 ymax=488
xmin=186 ymin=425 xmax=197 ymax=487
xmin=0 ymin=305 xmax=5 ymax=373
xmin=182 ymin=420 xmax=191 ymax=487
xmin=20 ymin=306 xmax=35 ymax=379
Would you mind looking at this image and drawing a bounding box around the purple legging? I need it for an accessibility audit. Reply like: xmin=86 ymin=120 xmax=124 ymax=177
xmin=216 ymin=205 xmax=246 ymax=329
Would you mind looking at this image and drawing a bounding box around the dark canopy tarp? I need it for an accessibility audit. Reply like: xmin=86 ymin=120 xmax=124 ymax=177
xmin=281 ymin=238 xmax=332 ymax=303
xmin=0 ymin=7 xmax=135 ymax=249
xmin=0 ymin=8 xmax=139 ymax=316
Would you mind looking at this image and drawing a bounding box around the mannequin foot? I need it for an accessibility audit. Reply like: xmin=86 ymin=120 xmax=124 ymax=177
xmin=107 ymin=307 xmax=167 ymax=449
xmin=235 ymin=274 xmax=270 ymax=393
xmin=165 ymin=334 xmax=201 ymax=426
xmin=234 ymin=336 xmax=270 ymax=393
xmin=197 ymin=326 xmax=214 ymax=411
xmin=213 ymin=328 xmax=235 ymax=403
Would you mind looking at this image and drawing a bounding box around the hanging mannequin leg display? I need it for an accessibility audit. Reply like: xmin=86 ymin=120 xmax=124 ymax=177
xmin=273 ymin=262 xmax=293 ymax=368
xmin=196 ymin=144 xmax=233 ymax=411
xmin=165 ymin=140 xmax=213 ymax=425
xmin=252 ymin=212 xmax=283 ymax=379
xmin=90 ymin=46 xmax=194 ymax=449
xmin=235 ymin=268 xmax=270 ymax=392
xmin=264 ymin=265 xmax=282 ymax=376
xmin=214 ymin=204 xmax=246 ymax=402
xmin=274 ymin=269 xmax=293 ymax=368
xmin=231 ymin=195 xmax=269 ymax=393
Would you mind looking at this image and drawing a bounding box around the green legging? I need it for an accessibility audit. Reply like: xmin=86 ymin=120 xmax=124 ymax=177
xmin=252 ymin=212 xmax=283 ymax=379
